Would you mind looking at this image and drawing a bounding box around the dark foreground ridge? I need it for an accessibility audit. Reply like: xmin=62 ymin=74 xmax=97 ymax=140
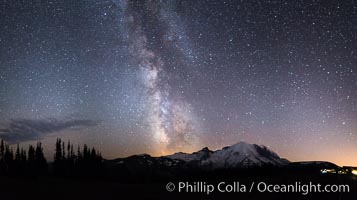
xmin=0 ymin=139 xmax=356 ymax=200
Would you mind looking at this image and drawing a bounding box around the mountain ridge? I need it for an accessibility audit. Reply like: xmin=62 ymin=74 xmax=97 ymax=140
xmin=165 ymin=141 xmax=289 ymax=169
xmin=112 ymin=141 xmax=295 ymax=170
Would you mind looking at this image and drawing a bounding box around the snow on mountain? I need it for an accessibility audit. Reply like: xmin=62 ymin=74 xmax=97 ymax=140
xmin=165 ymin=141 xmax=289 ymax=169
xmin=166 ymin=147 xmax=212 ymax=162
xmin=202 ymin=141 xmax=289 ymax=168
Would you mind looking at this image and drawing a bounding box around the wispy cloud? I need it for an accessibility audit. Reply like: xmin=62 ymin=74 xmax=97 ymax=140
xmin=0 ymin=118 xmax=99 ymax=143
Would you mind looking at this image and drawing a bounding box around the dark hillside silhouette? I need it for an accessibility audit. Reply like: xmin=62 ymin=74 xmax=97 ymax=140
xmin=0 ymin=139 xmax=356 ymax=200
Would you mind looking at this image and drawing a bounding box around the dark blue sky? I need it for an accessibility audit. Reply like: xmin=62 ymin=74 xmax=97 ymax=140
xmin=0 ymin=0 xmax=356 ymax=165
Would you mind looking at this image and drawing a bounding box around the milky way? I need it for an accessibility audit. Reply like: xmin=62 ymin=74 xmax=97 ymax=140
xmin=0 ymin=0 xmax=356 ymax=165
xmin=113 ymin=0 xmax=202 ymax=154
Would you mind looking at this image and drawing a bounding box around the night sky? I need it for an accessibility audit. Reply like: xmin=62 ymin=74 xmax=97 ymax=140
xmin=0 ymin=0 xmax=356 ymax=165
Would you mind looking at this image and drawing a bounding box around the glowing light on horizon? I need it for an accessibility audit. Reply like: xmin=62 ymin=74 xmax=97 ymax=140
xmin=352 ymin=170 xmax=357 ymax=176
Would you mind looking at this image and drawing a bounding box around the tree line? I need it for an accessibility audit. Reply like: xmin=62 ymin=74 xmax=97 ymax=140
xmin=0 ymin=138 xmax=103 ymax=177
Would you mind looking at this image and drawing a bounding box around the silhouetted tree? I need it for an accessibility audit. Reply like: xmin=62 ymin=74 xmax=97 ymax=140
xmin=13 ymin=144 xmax=22 ymax=175
xmin=0 ymin=139 xmax=5 ymax=173
xmin=4 ymin=144 xmax=14 ymax=164
xmin=35 ymin=142 xmax=47 ymax=174
xmin=0 ymin=143 xmax=14 ymax=174
xmin=28 ymin=145 xmax=36 ymax=175
xmin=54 ymin=138 xmax=65 ymax=175
xmin=19 ymin=147 xmax=27 ymax=175
xmin=65 ymin=141 xmax=75 ymax=175
xmin=0 ymin=138 xmax=104 ymax=177
xmin=70 ymin=145 xmax=74 ymax=159
xmin=20 ymin=148 xmax=27 ymax=164
xmin=0 ymin=139 xmax=4 ymax=161
xmin=28 ymin=145 xmax=35 ymax=162
xmin=67 ymin=141 xmax=71 ymax=160
xmin=62 ymin=141 xmax=66 ymax=160
xmin=54 ymin=138 xmax=62 ymax=162
xmin=15 ymin=144 xmax=20 ymax=162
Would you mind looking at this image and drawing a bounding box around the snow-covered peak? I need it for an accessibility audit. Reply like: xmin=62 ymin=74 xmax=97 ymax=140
xmin=165 ymin=147 xmax=213 ymax=162
xmin=166 ymin=152 xmax=193 ymax=162
xmin=226 ymin=141 xmax=258 ymax=155
xmin=164 ymin=141 xmax=288 ymax=169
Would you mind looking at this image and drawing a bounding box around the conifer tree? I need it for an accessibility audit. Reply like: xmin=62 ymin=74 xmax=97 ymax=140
xmin=15 ymin=144 xmax=21 ymax=162
xmin=0 ymin=139 xmax=4 ymax=161
xmin=35 ymin=142 xmax=47 ymax=174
